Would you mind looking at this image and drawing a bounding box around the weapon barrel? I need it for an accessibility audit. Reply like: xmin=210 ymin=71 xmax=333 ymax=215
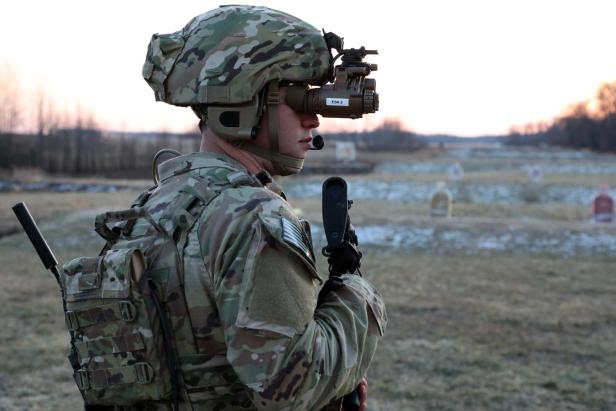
xmin=12 ymin=202 xmax=58 ymax=270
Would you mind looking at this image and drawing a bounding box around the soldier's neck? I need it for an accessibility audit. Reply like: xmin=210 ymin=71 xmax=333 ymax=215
xmin=200 ymin=129 xmax=272 ymax=175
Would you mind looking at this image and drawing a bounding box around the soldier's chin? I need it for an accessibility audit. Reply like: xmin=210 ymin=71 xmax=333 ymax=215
xmin=274 ymin=161 xmax=305 ymax=176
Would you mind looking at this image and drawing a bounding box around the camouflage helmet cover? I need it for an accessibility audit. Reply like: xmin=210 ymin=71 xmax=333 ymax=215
xmin=142 ymin=5 xmax=331 ymax=106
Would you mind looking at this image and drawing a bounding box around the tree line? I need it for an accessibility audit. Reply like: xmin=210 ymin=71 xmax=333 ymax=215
xmin=507 ymin=80 xmax=616 ymax=152
xmin=327 ymin=118 xmax=424 ymax=152
xmin=0 ymin=61 xmax=422 ymax=179
xmin=0 ymin=122 xmax=420 ymax=178
xmin=0 ymin=130 xmax=201 ymax=178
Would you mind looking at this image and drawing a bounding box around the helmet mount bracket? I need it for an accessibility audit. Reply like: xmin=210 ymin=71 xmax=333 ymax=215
xmin=206 ymin=94 xmax=261 ymax=141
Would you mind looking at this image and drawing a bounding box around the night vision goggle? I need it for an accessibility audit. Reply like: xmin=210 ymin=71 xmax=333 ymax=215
xmin=286 ymin=36 xmax=379 ymax=119
xmin=198 ymin=32 xmax=379 ymax=143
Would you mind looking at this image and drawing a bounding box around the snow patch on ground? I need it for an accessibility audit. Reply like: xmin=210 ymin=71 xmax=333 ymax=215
xmin=445 ymin=147 xmax=615 ymax=161
xmin=308 ymin=220 xmax=616 ymax=257
xmin=0 ymin=180 xmax=145 ymax=193
xmin=285 ymin=180 xmax=604 ymax=205
xmin=375 ymin=147 xmax=616 ymax=175
xmin=376 ymin=161 xmax=616 ymax=175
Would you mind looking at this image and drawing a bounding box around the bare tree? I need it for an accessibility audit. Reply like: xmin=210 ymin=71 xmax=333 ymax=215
xmin=563 ymin=101 xmax=590 ymax=118
xmin=32 ymin=80 xmax=62 ymax=135
xmin=595 ymin=81 xmax=616 ymax=118
xmin=523 ymin=123 xmax=537 ymax=135
xmin=0 ymin=62 xmax=23 ymax=133
xmin=381 ymin=117 xmax=403 ymax=132
xmin=33 ymin=80 xmax=60 ymax=168
xmin=34 ymin=82 xmax=48 ymax=136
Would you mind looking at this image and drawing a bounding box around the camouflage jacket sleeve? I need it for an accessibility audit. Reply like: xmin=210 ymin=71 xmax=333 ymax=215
xmin=198 ymin=187 xmax=387 ymax=410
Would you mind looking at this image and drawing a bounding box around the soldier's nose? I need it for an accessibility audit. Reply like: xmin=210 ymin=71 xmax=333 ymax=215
xmin=301 ymin=113 xmax=319 ymax=129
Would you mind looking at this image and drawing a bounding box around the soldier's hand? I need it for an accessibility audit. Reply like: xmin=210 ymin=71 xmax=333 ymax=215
xmin=357 ymin=377 xmax=368 ymax=411
xmin=325 ymin=242 xmax=362 ymax=275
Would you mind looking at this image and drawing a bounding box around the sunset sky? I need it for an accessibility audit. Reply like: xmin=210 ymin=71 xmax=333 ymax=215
xmin=2 ymin=0 xmax=616 ymax=136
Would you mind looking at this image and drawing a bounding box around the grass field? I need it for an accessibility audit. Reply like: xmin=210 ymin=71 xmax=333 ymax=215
xmin=365 ymin=251 xmax=616 ymax=411
xmin=1 ymin=146 xmax=615 ymax=410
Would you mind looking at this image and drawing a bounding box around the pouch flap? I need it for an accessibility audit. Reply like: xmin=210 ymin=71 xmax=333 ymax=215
xmin=63 ymin=249 xmax=144 ymax=302
xmin=63 ymin=257 xmax=101 ymax=297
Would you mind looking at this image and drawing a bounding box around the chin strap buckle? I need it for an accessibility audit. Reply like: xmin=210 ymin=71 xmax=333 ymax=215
xmin=267 ymin=90 xmax=280 ymax=106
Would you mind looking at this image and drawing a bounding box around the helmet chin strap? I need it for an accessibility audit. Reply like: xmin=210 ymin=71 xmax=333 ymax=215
xmin=237 ymin=80 xmax=305 ymax=176
xmin=238 ymin=143 xmax=304 ymax=176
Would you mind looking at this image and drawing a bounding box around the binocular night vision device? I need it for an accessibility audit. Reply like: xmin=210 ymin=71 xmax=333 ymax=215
xmin=200 ymin=32 xmax=379 ymax=142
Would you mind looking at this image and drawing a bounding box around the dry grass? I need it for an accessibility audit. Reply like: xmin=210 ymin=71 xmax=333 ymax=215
xmin=292 ymin=171 xmax=616 ymax=189
xmin=1 ymin=185 xmax=615 ymax=410
xmin=290 ymin=198 xmax=590 ymax=225
xmin=0 ymin=190 xmax=142 ymax=236
xmin=332 ymin=172 xmax=616 ymax=186
xmin=0 ymin=191 xmax=144 ymax=409
xmin=361 ymin=250 xmax=616 ymax=411
xmin=0 ymin=210 xmax=104 ymax=411
xmin=302 ymin=146 xmax=616 ymax=186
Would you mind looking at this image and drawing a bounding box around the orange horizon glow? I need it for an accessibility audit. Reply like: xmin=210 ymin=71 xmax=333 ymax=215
xmin=2 ymin=0 xmax=616 ymax=137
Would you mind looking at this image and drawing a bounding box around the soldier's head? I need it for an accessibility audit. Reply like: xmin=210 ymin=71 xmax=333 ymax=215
xmin=143 ymin=5 xmax=378 ymax=175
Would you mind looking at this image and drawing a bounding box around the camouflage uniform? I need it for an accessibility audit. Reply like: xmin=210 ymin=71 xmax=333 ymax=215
xmin=112 ymin=152 xmax=385 ymax=410
xmin=125 ymin=5 xmax=387 ymax=409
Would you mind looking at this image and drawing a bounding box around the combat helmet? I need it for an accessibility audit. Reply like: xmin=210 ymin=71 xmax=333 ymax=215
xmin=143 ymin=5 xmax=378 ymax=174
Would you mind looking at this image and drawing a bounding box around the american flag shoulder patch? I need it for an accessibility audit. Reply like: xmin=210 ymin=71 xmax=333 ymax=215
xmin=281 ymin=217 xmax=314 ymax=263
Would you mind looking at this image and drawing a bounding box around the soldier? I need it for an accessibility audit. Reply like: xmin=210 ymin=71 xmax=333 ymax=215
xmin=135 ymin=5 xmax=386 ymax=411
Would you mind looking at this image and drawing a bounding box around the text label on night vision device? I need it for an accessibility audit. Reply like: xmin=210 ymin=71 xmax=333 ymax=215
xmin=326 ymin=98 xmax=350 ymax=107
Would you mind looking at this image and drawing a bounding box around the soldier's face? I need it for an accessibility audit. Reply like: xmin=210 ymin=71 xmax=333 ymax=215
xmin=255 ymin=86 xmax=320 ymax=160
xmin=278 ymin=86 xmax=320 ymax=159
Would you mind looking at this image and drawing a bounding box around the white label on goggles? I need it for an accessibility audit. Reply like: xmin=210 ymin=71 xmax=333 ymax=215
xmin=326 ymin=98 xmax=350 ymax=107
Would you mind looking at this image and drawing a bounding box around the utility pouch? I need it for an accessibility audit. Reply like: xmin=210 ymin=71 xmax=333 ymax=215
xmin=62 ymin=247 xmax=173 ymax=405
